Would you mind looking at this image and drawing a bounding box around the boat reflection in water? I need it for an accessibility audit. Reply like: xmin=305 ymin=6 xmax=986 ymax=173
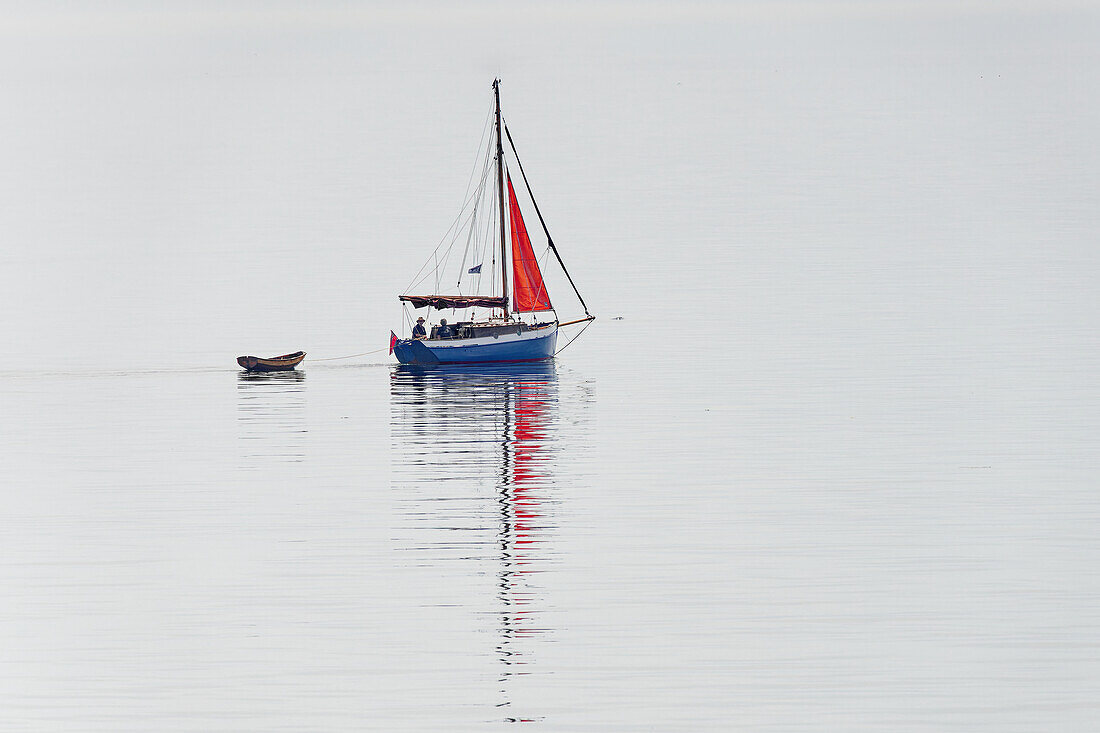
xmin=390 ymin=362 xmax=568 ymax=722
xmin=237 ymin=370 xmax=307 ymax=467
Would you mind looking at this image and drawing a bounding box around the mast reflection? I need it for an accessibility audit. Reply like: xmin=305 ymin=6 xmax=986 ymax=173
xmin=390 ymin=363 xmax=559 ymax=721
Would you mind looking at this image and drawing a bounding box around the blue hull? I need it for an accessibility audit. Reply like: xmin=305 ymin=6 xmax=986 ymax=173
xmin=393 ymin=328 xmax=557 ymax=365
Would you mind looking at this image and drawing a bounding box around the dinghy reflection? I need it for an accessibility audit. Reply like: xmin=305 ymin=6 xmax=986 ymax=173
xmin=390 ymin=363 xmax=559 ymax=721
xmin=237 ymin=370 xmax=307 ymax=466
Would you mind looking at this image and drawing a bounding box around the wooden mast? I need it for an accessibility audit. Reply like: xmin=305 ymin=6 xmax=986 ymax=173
xmin=493 ymin=78 xmax=510 ymax=320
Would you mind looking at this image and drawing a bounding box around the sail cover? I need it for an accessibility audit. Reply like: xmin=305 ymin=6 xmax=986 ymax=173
xmin=399 ymin=295 xmax=507 ymax=310
xmin=507 ymin=176 xmax=553 ymax=312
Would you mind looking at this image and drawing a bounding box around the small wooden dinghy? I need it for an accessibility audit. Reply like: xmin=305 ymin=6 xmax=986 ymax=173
xmin=236 ymin=351 xmax=306 ymax=372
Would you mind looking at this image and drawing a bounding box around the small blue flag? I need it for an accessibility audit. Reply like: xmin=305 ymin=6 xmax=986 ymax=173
xmin=468 ymin=264 xmax=482 ymax=274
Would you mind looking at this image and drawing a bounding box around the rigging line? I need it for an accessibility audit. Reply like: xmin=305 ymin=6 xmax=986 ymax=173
xmin=455 ymin=129 xmax=490 ymax=286
xmin=403 ymin=178 xmax=489 ymax=293
xmin=461 ymin=103 xmax=496 ymax=204
xmin=482 ymin=159 xmax=499 ymax=277
xmin=406 ymin=194 xmax=483 ymax=293
xmin=467 ymin=179 xmax=494 ymax=304
xmin=554 ymin=319 xmax=593 ymax=356
xmin=484 ymin=188 xmax=496 ymax=295
xmin=503 ymin=122 xmax=591 ymax=317
xmin=475 ymin=140 xmax=497 ymax=294
xmin=401 ymin=196 xmax=470 ymax=293
xmin=306 ymin=346 xmax=389 ymax=361
xmin=487 ymin=175 xmax=499 ymax=299
xmin=487 ymin=194 xmax=497 ymax=292
xmin=457 ymin=205 xmax=476 ymax=291
xmin=401 ymin=155 xmax=498 ymax=294
xmin=405 ymin=101 xmax=495 ymax=295
xmin=528 ymin=242 xmax=554 ymax=314
xmin=403 ymin=183 xmax=495 ymax=295
xmin=455 ymin=141 xmax=495 ymax=291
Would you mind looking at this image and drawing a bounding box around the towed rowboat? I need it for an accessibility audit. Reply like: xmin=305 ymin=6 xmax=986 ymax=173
xmin=237 ymin=351 xmax=305 ymax=372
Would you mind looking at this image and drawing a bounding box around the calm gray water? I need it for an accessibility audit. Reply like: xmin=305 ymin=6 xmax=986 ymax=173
xmin=1 ymin=3 xmax=1098 ymax=731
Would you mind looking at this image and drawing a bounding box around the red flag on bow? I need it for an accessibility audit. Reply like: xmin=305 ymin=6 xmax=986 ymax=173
xmin=389 ymin=331 xmax=398 ymax=355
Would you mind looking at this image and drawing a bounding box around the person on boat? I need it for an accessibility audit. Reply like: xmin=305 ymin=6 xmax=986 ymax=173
xmin=436 ymin=318 xmax=453 ymax=339
xmin=412 ymin=316 xmax=427 ymax=339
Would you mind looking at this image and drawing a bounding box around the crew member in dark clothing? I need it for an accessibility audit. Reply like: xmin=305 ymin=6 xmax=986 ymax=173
xmin=412 ymin=316 xmax=427 ymax=339
xmin=437 ymin=318 xmax=453 ymax=338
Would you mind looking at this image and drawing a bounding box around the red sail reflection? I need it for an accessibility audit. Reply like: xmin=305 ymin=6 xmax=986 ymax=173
xmin=498 ymin=379 xmax=551 ymax=661
xmin=389 ymin=364 xmax=560 ymax=722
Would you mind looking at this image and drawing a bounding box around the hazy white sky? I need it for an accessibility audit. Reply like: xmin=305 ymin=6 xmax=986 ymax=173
xmin=0 ymin=0 xmax=1095 ymax=364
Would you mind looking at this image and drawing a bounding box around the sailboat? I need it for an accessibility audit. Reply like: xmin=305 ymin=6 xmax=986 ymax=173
xmin=390 ymin=79 xmax=594 ymax=366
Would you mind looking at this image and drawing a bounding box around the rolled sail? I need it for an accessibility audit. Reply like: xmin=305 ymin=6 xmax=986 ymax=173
xmin=399 ymin=295 xmax=509 ymax=310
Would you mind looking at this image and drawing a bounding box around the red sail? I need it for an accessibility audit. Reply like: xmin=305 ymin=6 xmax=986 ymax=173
xmin=507 ymin=176 xmax=553 ymax=312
